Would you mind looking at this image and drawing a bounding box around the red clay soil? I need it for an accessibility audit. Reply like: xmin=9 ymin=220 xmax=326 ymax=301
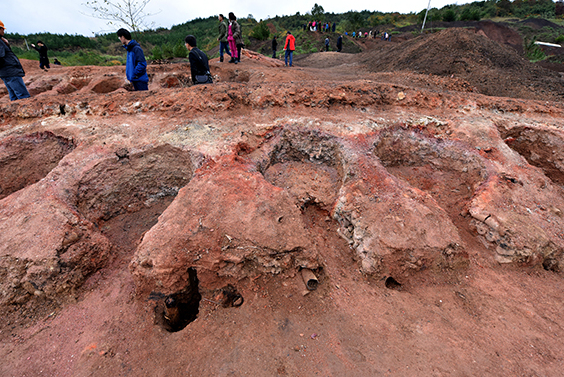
xmin=1 ymin=26 xmax=564 ymax=377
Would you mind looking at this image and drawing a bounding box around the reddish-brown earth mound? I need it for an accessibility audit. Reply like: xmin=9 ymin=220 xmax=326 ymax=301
xmin=1 ymin=25 xmax=564 ymax=376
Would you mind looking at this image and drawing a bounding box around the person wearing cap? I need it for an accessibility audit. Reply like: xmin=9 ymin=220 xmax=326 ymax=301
xmin=0 ymin=20 xmax=31 ymax=101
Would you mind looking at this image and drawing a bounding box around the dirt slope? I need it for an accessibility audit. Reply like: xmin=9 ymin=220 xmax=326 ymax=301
xmin=1 ymin=25 xmax=564 ymax=377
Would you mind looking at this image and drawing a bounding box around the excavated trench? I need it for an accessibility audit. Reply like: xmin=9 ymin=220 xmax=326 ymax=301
xmin=75 ymin=144 xmax=200 ymax=254
xmin=0 ymin=131 xmax=75 ymax=200
xmin=257 ymin=129 xmax=353 ymax=276
xmin=260 ymin=129 xmax=345 ymax=211
xmin=373 ymin=127 xmax=488 ymax=232
xmin=73 ymin=144 xmax=203 ymax=331
xmin=500 ymin=126 xmax=564 ymax=186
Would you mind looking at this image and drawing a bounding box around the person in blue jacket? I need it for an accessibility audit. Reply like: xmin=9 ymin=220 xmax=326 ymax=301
xmin=117 ymin=28 xmax=148 ymax=91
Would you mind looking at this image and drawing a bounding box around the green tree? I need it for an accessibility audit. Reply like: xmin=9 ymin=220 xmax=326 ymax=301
xmin=442 ymin=9 xmax=457 ymax=22
xmin=173 ymin=42 xmax=187 ymax=58
xmin=162 ymin=43 xmax=173 ymax=59
xmin=250 ymin=22 xmax=270 ymax=40
xmin=312 ymin=3 xmax=325 ymax=19
xmin=152 ymin=45 xmax=162 ymax=59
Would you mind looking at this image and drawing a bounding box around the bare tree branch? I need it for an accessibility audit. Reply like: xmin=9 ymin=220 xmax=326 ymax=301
xmin=82 ymin=0 xmax=160 ymax=32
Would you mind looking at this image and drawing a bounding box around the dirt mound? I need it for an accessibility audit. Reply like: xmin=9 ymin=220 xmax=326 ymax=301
xmin=518 ymin=17 xmax=564 ymax=29
xmin=476 ymin=20 xmax=523 ymax=51
xmin=360 ymin=27 xmax=563 ymax=101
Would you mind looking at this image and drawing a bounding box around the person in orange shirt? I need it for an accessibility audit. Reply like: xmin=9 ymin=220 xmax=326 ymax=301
xmin=284 ymin=31 xmax=295 ymax=67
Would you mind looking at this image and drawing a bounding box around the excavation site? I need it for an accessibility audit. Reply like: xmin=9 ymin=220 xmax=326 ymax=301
xmin=1 ymin=25 xmax=564 ymax=376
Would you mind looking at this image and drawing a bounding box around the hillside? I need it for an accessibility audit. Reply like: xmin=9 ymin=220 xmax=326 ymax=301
xmin=1 ymin=19 xmax=564 ymax=377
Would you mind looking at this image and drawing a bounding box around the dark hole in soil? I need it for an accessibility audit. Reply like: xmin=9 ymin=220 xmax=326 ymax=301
xmin=385 ymin=276 xmax=402 ymax=290
xmin=542 ymin=258 xmax=559 ymax=273
xmin=221 ymin=284 xmax=244 ymax=308
xmin=162 ymin=268 xmax=201 ymax=332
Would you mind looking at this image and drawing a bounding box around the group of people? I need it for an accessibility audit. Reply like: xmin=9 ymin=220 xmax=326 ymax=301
xmin=217 ymin=13 xmax=243 ymax=64
xmin=1 ymin=14 xmax=386 ymax=101
xmin=118 ymin=27 xmax=213 ymax=91
xmin=345 ymin=30 xmax=391 ymax=41
xmin=0 ymin=16 xmax=215 ymax=100
xmin=305 ymin=21 xmax=336 ymax=33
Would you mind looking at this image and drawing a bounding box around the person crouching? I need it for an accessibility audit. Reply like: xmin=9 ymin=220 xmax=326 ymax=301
xmin=185 ymin=35 xmax=213 ymax=85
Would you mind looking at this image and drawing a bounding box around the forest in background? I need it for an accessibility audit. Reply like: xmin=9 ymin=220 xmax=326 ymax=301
xmin=5 ymin=0 xmax=564 ymax=66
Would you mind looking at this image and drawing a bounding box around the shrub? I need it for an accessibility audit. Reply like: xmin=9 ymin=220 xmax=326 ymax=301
xmin=442 ymin=9 xmax=457 ymax=22
xmin=524 ymin=36 xmax=547 ymax=62
xmin=152 ymin=45 xmax=163 ymax=60
xmin=162 ymin=44 xmax=174 ymax=59
xmin=251 ymin=22 xmax=270 ymax=41
xmin=173 ymin=43 xmax=187 ymax=58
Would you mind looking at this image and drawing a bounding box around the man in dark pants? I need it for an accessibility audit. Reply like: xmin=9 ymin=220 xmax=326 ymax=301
xmin=217 ymin=14 xmax=231 ymax=62
xmin=117 ymin=28 xmax=149 ymax=91
xmin=31 ymin=41 xmax=50 ymax=71
xmin=337 ymin=35 xmax=343 ymax=52
xmin=185 ymin=35 xmax=212 ymax=85
xmin=0 ymin=20 xmax=30 ymax=101
xmin=272 ymin=36 xmax=277 ymax=59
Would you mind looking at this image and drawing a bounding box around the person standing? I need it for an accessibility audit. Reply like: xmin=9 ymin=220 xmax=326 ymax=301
xmin=185 ymin=35 xmax=212 ymax=85
xmin=227 ymin=13 xmax=240 ymax=64
xmin=217 ymin=14 xmax=231 ymax=62
xmin=271 ymin=36 xmax=278 ymax=59
xmin=0 ymin=20 xmax=30 ymax=101
xmin=284 ymin=31 xmax=295 ymax=67
xmin=31 ymin=41 xmax=50 ymax=71
xmin=325 ymin=37 xmax=329 ymax=52
xmin=337 ymin=35 xmax=343 ymax=52
xmin=117 ymin=28 xmax=148 ymax=91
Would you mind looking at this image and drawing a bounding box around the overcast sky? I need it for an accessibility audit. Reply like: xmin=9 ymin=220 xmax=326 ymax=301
xmin=4 ymin=0 xmax=471 ymax=36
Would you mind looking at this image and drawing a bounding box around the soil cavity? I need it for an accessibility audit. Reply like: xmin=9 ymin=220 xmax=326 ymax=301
xmin=260 ymin=130 xmax=353 ymax=270
xmin=373 ymin=128 xmax=486 ymax=223
xmin=159 ymin=268 xmax=201 ymax=332
xmin=261 ymin=130 xmax=344 ymax=210
xmin=0 ymin=131 xmax=75 ymax=200
xmin=76 ymin=145 xmax=198 ymax=252
xmin=501 ymin=126 xmax=564 ymax=186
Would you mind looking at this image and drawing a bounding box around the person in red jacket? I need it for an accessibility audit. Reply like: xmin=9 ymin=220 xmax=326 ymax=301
xmin=284 ymin=31 xmax=295 ymax=67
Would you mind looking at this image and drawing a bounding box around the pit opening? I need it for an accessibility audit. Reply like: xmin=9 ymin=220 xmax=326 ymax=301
xmin=373 ymin=128 xmax=487 ymax=226
xmin=221 ymin=284 xmax=244 ymax=307
xmin=385 ymin=276 xmax=402 ymax=290
xmin=0 ymin=131 xmax=75 ymax=200
xmin=160 ymin=268 xmax=201 ymax=332
xmin=75 ymin=145 xmax=199 ymax=254
xmin=500 ymin=126 xmax=564 ymax=186
xmin=259 ymin=130 xmax=345 ymax=211
xmin=542 ymin=257 xmax=560 ymax=272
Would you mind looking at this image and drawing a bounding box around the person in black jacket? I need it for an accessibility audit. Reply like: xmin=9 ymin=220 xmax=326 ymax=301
xmin=337 ymin=35 xmax=343 ymax=52
xmin=185 ymin=35 xmax=212 ymax=85
xmin=31 ymin=41 xmax=50 ymax=71
xmin=0 ymin=20 xmax=30 ymax=101
xmin=271 ymin=36 xmax=277 ymax=59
